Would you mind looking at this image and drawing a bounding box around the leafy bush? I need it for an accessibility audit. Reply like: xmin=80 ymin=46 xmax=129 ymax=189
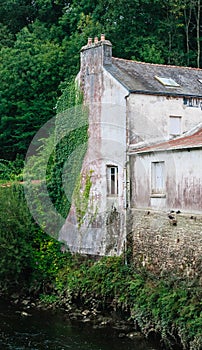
xmin=0 ymin=155 xmax=24 ymax=181
xmin=0 ymin=184 xmax=69 ymax=293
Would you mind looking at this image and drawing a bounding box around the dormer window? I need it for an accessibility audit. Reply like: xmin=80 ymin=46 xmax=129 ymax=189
xmin=155 ymin=76 xmax=180 ymax=87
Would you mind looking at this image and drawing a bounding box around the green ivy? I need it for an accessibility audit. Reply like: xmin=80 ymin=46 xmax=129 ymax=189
xmin=47 ymin=79 xmax=89 ymax=218
xmin=73 ymin=170 xmax=94 ymax=228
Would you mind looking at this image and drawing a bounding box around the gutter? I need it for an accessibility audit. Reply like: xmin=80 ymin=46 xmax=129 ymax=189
xmin=128 ymin=89 xmax=202 ymax=99
xmin=129 ymin=145 xmax=202 ymax=155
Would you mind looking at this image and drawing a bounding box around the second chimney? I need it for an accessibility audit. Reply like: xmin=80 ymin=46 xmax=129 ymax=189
xmin=101 ymin=34 xmax=105 ymax=41
xmin=87 ymin=37 xmax=92 ymax=46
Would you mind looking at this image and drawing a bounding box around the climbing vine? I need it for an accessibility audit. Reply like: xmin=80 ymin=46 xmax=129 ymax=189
xmin=46 ymin=79 xmax=89 ymax=218
xmin=73 ymin=170 xmax=96 ymax=228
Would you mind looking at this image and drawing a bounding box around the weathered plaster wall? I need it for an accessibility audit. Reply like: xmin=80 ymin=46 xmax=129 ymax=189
xmin=131 ymin=148 xmax=202 ymax=212
xmin=60 ymin=41 xmax=128 ymax=256
xmin=130 ymin=209 xmax=202 ymax=277
xmin=128 ymin=94 xmax=202 ymax=144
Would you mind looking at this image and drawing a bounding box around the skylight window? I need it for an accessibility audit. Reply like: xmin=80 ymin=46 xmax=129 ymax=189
xmin=155 ymin=76 xmax=180 ymax=87
xmin=198 ymin=79 xmax=202 ymax=84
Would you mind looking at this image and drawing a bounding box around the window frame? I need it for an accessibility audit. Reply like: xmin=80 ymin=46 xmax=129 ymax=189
xmin=169 ymin=115 xmax=182 ymax=136
xmin=155 ymin=75 xmax=180 ymax=87
xmin=151 ymin=161 xmax=166 ymax=197
xmin=106 ymin=165 xmax=118 ymax=196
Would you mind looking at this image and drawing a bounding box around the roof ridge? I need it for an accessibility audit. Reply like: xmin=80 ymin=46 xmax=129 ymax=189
xmin=112 ymin=57 xmax=202 ymax=71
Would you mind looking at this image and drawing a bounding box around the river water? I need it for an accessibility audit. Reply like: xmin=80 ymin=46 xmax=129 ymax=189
xmin=0 ymin=299 xmax=161 ymax=350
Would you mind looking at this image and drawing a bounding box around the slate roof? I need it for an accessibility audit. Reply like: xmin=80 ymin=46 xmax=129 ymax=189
xmin=131 ymin=126 xmax=202 ymax=154
xmin=106 ymin=57 xmax=202 ymax=97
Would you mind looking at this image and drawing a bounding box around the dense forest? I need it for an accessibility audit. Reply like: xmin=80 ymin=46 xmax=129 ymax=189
xmin=0 ymin=0 xmax=202 ymax=163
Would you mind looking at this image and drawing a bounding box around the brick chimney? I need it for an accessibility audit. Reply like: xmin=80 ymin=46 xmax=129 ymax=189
xmin=80 ymin=35 xmax=112 ymax=77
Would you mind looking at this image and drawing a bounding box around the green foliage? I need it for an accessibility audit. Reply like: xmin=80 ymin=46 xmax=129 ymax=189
xmin=47 ymin=80 xmax=88 ymax=218
xmin=39 ymin=293 xmax=59 ymax=305
xmin=30 ymin=229 xmax=70 ymax=293
xmin=0 ymin=183 xmax=201 ymax=349
xmin=0 ymin=24 xmax=66 ymax=159
xmin=0 ymin=24 xmax=15 ymax=48
xmin=0 ymin=184 xmax=70 ymax=293
xmin=52 ymin=256 xmax=202 ymax=349
xmin=0 ymin=0 xmax=202 ymax=162
xmin=73 ymin=170 xmax=93 ymax=228
xmin=0 ymin=155 xmax=24 ymax=180
xmin=0 ymin=184 xmax=36 ymax=291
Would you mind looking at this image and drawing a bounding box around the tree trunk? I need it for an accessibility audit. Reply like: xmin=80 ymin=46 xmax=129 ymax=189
xmin=195 ymin=0 xmax=201 ymax=67
xmin=184 ymin=3 xmax=192 ymax=66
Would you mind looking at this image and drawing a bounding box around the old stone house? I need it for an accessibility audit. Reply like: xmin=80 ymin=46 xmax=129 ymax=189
xmin=60 ymin=36 xmax=202 ymax=273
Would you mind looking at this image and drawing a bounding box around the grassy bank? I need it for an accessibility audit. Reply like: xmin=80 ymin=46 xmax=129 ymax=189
xmin=45 ymin=255 xmax=201 ymax=350
xmin=0 ymin=185 xmax=201 ymax=349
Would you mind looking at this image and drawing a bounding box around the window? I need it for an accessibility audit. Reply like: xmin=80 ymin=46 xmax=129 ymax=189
xmin=107 ymin=166 xmax=118 ymax=195
xmin=155 ymin=76 xmax=180 ymax=87
xmin=169 ymin=116 xmax=181 ymax=136
xmin=151 ymin=162 xmax=165 ymax=194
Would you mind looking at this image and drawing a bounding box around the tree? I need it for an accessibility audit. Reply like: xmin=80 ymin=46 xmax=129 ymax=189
xmin=0 ymin=0 xmax=37 ymax=33
xmin=0 ymin=24 xmax=66 ymax=159
xmin=194 ymin=0 xmax=201 ymax=67
xmin=0 ymin=24 xmax=15 ymax=48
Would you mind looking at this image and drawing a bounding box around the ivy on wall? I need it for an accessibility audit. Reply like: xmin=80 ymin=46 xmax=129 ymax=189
xmin=47 ymin=79 xmax=89 ymax=219
xmin=23 ymin=78 xmax=89 ymax=236
xmin=73 ymin=170 xmax=94 ymax=228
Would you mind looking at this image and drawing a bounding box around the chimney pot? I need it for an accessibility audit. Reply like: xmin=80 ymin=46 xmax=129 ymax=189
xmin=94 ymin=36 xmax=98 ymax=44
xmin=87 ymin=37 xmax=92 ymax=46
xmin=101 ymin=34 xmax=105 ymax=41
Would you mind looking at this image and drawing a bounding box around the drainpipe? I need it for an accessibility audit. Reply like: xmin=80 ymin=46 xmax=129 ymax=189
xmin=125 ymin=93 xmax=131 ymax=210
xmin=123 ymin=93 xmax=131 ymax=264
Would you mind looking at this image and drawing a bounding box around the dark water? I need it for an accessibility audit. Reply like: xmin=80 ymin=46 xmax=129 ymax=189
xmin=0 ymin=299 xmax=160 ymax=350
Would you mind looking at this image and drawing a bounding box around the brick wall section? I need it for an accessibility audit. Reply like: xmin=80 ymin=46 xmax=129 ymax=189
xmin=129 ymin=209 xmax=202 ymax=278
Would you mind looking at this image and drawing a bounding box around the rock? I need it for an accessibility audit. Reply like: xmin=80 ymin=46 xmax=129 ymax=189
xmin=69 ymin=311 xmax=83 ymax=320
xmin=126 ymin=331 xmax=144 ymax=340
xmin=91 ymin=308 xmax=101 ymax=315
xmin=118 ymin=333 xmax=125 ymax=338
xmin=11 ymin=293 xmax=19 ymax=299
xmin=100 ymin=318 xmax=111 ymax=325
xmin=21 ymin=311 xmax=32 ymax=317
xmin=82 ymin=309 xmax=90 ymax=316
xmin=97 ymin=316 xmax=112 ymax=325
xmin=82 ymin=318 xmax=91 ymax=323
xmin=92 ymin=324 xmax=106 ymax=329
xmin=112 ymin=321 xmax=133 ymax=332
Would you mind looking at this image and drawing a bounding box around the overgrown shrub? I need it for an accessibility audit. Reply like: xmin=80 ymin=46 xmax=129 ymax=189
xmin=0 ymin=184 xmax=69 ymax=293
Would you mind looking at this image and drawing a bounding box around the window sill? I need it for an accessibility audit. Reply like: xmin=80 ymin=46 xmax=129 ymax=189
xmin=150 ymin=193 xmax=166 ymax=198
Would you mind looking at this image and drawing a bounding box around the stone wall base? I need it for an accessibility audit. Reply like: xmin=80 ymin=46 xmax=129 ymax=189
xmin=129 ymin=209 xmax=202 ymax=278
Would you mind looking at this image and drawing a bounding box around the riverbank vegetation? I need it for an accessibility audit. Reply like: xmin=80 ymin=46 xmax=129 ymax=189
xmin=0 ymin=185 xmax=201 ymax=350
